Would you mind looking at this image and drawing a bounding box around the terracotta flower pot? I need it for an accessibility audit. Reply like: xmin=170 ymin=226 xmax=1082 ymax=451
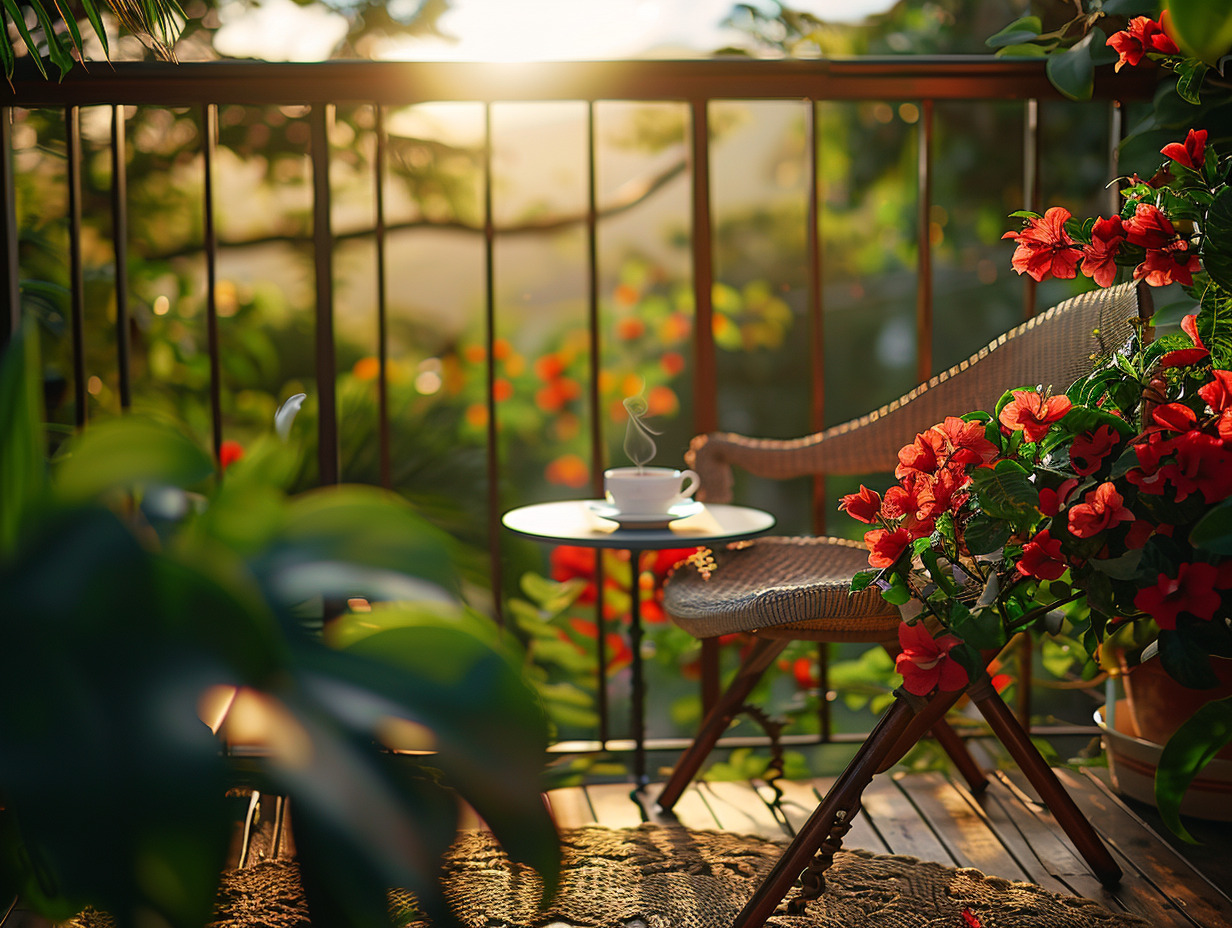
xmin=1120 ymin=655 xmax=1232 ymax=759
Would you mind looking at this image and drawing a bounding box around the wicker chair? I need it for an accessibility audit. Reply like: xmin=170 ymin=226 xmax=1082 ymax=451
xmin=657 ymin=281 xmax=1152 ymax=927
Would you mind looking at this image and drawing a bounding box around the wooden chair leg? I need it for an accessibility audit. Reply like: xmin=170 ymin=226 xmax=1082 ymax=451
xmin=733 ymin=688 xmax=964 ymax=928
xmin=969 ymin=680 xmax=1121 ymax=885
xmin=654 ymin=636 xmax=789 ymax=811
xmin=931 ymin=718 xmax=987 ymax=793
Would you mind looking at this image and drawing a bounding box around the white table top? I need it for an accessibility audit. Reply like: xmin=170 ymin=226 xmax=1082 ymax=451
xmin=501 ymin=500 xmax=776 ymax=549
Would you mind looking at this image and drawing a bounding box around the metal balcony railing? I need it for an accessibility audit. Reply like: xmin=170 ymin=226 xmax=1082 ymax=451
xmin=0 ymin=57 xmax=1154 ymax=769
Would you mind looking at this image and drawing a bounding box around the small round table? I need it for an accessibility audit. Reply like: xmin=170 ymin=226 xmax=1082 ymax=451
xmin=502 ymin=500 xmax=775 ymax=786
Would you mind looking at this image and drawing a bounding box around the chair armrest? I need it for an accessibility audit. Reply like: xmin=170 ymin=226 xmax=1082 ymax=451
xmin=686 ymin=431 xmax=823 ymax=503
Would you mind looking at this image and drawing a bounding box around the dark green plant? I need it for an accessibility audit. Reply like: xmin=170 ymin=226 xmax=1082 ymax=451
xmin=0 ymin=323 xmax=558 ymax=928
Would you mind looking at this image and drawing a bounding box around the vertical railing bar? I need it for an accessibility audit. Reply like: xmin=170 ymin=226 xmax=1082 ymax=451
xmin=586 ymin=100 xmax=609 ymax=745
xmin=310 ymin=104 xmax=340 ymax=485
xmin=1023 ymin=98 xmax=1040 ymax=319
xmin=483 ymin=102 xmax=504 ymax=628
xmin=375 ymin=103 xmax=391 ymax=490
xmin=111 ymin=105 xmax=131 ymax=409
xmin=66 ymin=106 xmax=87 ymax=428
xmin=203 ymin=103 xmax=222 ymax=462
xmin=1 ymin=109 xmax=17 ymax=345
xmin=807 ymin=99 xmax=826 ymax=534
xmin=806 ymin=99 xmax=832 ymax=742
xmin=690 ymin=97 xmax=720 ymax=715
xmin=1108 ymin=100 xmax=1123 ymax=218
xmin=914 ymin=98 xmax=933 ymax=386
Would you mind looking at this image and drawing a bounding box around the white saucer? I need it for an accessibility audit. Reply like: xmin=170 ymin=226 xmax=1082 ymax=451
xmin=586 ymin=499 xmax=704 ymax=529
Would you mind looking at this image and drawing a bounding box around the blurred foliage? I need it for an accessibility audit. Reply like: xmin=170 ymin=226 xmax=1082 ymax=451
xmin=0 ymin=324 xmax=558 ymax=928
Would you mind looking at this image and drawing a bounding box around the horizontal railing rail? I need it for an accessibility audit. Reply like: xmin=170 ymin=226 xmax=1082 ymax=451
xmin=1 ymin=56 xmax=1154 ymax=777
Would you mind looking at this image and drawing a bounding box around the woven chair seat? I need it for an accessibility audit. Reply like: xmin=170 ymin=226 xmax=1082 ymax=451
xmin=664 ymin=536 xmax=900 ymax=642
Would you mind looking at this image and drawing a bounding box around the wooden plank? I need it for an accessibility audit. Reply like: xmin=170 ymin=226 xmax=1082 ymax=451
xmin=997 ymin=770 xmax=1194 ymax=927
xmin=584 ymin=782 xmax=645 ymax=829
xmin=768 ymin=778 xmax=891 ymax=855
xmin=545 ymin=786 xmax=595 ymax=829
xmin=696 ymin=779 xmax=790 ymax=839
xmin=639 ymin=783 xmax=723 ymax=831
xmin=896 ymin=770 xmax=1032 ymax=882
xmin=857 ymin=774 xmax=954 ymax=865
xmin=948 ymin=775 xmax=1075 ymax=896
xmin=1059 ymin=768 xmax=1232 ymax=928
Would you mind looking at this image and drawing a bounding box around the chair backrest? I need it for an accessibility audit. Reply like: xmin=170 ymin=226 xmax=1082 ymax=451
xmin=690 ymin=281 xmax=1152 ymax=499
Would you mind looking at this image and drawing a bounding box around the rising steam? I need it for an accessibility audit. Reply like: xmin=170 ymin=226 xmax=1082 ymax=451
xmin=622 ymin=391 xmax=661 ymax=471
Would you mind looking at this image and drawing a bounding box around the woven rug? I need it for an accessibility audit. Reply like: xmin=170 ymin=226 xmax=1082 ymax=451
xmin=165 ymin=823 xmax=1148 ymax=928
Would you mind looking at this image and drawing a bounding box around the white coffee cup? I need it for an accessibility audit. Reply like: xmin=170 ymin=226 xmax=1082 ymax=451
xmin=604 ymin=466 xmax=700 ymax=515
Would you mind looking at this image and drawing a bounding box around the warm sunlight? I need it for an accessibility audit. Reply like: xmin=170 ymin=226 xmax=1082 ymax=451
xmin=214 ymin=0 xmax=900 ymax=63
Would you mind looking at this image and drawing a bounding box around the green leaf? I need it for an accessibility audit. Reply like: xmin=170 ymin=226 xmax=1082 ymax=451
xmin=1174 ymin=58 xmax=1209 ymax=105
xmin=1046 ymin=29 xmax=1099 ymax=101
xmin=850 ymin=569 xmax=879 ymax=593
xmin=0 ymin=0 xmax=49 ymax=78
xmin=78 ymin=0 xmax=109 ymax=59
xmin=986 ymin=15 xmax=1042 ymax=48
xmin=964 ymin=513 xmax=1011 ymax=556
xmin=1192 ymin=499 xmax=1232 ymax=554
xmin=22 ymin=0 xmax=74 ymax=77
xmin=0 ymin=11 xmax=14 ymax=78
xmin=949 ymin=604 xmax=1009 ymax=651
xmin=54 ymin=417 xmax=215 ymax=503
xmin=0 ymin=325 xmax=46 ymax=560
xmin=970 ymin=460 xmax=1039 ymax=527
xmin=1166 ymin=0 xmax=1232 ymax=65
xmin=996 ymin=42 xmax=1050 ymax=58
xmin=1203 ymin=187 xmax=1232 ymax=295
xmin=1156 ymin=698 xmax=1232 ymax=842
xmin=1194 ymin=292 xmax=1232 ymax=370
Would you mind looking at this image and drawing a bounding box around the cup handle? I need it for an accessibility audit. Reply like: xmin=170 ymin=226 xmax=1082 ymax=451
xmin=678 ymin=469 xmax=700 ymax=499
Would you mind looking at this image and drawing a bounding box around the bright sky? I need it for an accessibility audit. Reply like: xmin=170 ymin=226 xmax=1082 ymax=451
xmin=215 ymin=0 xmax=898 ymax=62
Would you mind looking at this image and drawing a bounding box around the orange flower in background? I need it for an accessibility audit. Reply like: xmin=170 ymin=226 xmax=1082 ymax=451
xmin=492 ymin=338 xmax=513 ymax=361
xmin=545 ymin=453 xmax=589 ymax=488
xmin=661 ymin=351 xmax=686 ymax=376
xmin=662 ymin=312 xmax=691 ymax=343
xmin=646 ymin=385 xmax=678 ymax=417
xmin=998 ymin=389 xmax=1072 ymax=443
xmin=352 ymin=356 xmax=380 ymax=381
xmin=617 ymin=317 xmax=646 ymax=340
xmin=492 ymin=378 xmax=514 ymax=402
xmin=614 ymin=282 xmax=639 ymax=307
xmin=465 ymin=404 xmax=488 ymax=428
xmin=463 ymin=343 xmax=486 ymax=364
xmin=535 ymin=353 xmax=566 ymax=381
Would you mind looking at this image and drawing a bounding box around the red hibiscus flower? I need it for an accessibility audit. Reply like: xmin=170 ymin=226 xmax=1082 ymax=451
xmin=864 ymin=526 xmax=912 ymax=569
xmin=1199 ymin=369 xmax=1232 ymax=414
xmin=1069 ymin=424 xmax=1119 ymax=476
xmin=1134 ymin=561 xmax=1222 ymax=629
xmin=1135 ymin=241 xmax=1201 ymax=287
xmin=884 ymin=473 xmax=938 ymax=532
xmin=934 ymin=416 xmax=999 ymax=467
xmin=1080 ymin=215 xmax=1125 ymax=288
xmin=1123 ymin=203 xmax=1179 ymax=251
xmin=919 ymin=465 xmax=969 ymax=517
xmin=1161 ymin=129 xmax=1208 ymax=171
xmin=839 ymin=485 xmax=883 ymax=524
xmin=1152 ymin=402 xmax=1198 ymax=434
xmin=1067 ymin=483 xmax=1135 ymax=539
xmin=1002 ymin=207 xmax=1082 ymax=282
xmin=1159 ymin=431 xmax=1232 ymax=504
xmin=1126 ymin=432 xmax=1175 ymax=495
xmin=1107 ymin=16 xmax=1179 ymax=72
xmin=1017 ymin=530 xmax=1067 ymax=581
xmin=998 ymin=390 xmax=1072 ymax=443
xmin=895 ymin=622 xmax=968 ymax=696
xmin=895 ymin=430 xmax=946 ymax=480
xmin=1161 ymin=314 xmax=1211 ymax=368
xmin=1038 ymin=478 xmax=1079 ymax=516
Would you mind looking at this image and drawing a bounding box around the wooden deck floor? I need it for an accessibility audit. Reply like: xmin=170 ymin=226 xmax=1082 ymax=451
xmin=546 ymin=766 xmax=1232 ymax=928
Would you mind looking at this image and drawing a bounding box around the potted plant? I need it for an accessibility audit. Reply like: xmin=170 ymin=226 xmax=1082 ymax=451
xmin=0 ymin=324 xmax=559 ymax=928
xmin=840 ymin=3 xmax=1232 ymax=834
